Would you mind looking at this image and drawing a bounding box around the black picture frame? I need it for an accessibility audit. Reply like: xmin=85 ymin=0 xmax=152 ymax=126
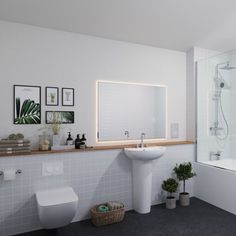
xmin=45 ymin=111 xmax=74 ymax=124
xmin=62 ymin=88 xmax=74 ymax=106
xmin=14 ymin=85 xmax=41 ymax=124
xmin=45 ymin=87 xmax=59 ymax=106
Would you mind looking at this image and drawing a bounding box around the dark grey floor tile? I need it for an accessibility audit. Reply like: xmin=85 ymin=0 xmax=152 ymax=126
xmin=16 ymin=198 xmax=236 ymax=236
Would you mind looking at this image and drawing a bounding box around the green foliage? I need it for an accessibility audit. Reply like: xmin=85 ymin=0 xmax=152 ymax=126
xmin=15 ymin=98 xmax=40 ymax=124
xmin=49 ymin=112 xmax=62 ymax=135
xmin=173 ymin=162 xmax=196 ymax=193
xmin=174 ymin=162 xmax=196 ymax=181
xmin=162 ymin=178 xmax=178 ymax=197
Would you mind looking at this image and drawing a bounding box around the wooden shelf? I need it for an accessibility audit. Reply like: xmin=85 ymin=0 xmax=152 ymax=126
xmin=0 ymin=140 xmax=194 ymax=158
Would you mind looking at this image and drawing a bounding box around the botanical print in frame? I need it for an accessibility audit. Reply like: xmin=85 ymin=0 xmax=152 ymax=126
xmin=14 ymin=85 xmax=41 ymax=124
xmin=46 ymin=87 xmax=59 ymax=106
xmin=62 ymin=88 xmax=74 ymax=106
xmin=46 ymin=111 xmax=74 ymax=124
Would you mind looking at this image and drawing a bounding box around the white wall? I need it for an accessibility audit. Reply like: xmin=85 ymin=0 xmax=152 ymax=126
xmin=229 ymin=53 xmax=236 ymax=159
xmin=0 ymin=20 xmax=186 ymax=147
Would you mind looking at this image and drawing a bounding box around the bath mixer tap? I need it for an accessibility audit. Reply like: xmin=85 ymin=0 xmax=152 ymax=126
xmin=210 ymin=151 xmax=222 ymax=161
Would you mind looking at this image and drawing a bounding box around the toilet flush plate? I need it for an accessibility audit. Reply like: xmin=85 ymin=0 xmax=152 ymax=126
xmin=42 ymin=161 xmax=64 ymax=176
xmin=171 ymin=123 xmax=179 ymax=138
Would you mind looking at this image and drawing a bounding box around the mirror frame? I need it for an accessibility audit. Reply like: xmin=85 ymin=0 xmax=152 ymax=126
xmin=96 ymin=80 xmax=168 ymax=144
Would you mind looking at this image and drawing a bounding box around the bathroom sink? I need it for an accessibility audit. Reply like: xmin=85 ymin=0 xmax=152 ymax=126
xmin=124 ymin=146 xmax=166 ymax=161
xmin=124 ymin=146 xmax=166 ymax=214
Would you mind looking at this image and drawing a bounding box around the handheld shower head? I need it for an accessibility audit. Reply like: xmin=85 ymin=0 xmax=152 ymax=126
xmin=217 ymin=79 xmax=230 ymax=90
xmin=220 ymin=82 xmax=225 ymax=88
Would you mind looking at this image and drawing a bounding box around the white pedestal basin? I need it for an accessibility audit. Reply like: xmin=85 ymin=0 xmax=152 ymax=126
xmin=124 ymin=146 xmax=166 ymax=214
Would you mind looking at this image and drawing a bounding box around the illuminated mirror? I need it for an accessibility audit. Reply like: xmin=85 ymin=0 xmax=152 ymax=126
xmin=97 ymin=81 xmax=167 ymax=142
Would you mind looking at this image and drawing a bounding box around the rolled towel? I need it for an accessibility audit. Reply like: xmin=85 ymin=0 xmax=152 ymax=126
xmin=97 ymin=204 xmax=109 ymax=213
xmin=107 ymin=201 xmax=124 ymax=210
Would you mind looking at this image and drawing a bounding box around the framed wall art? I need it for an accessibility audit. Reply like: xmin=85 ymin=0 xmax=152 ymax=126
xmin=45 ymin=87 xmax=59 ymax=106
xmin=14 ymin=85 xmax=41 ymax=124
xmin=62 ymin=88 xmax=74 ymax=106
xmin=46 ymin=111 xmax=74 ymax=124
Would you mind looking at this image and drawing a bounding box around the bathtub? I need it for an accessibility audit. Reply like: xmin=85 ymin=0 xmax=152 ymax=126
xmin=194 ymin=160 xmax=236 ymax=215
xmin=202 ymin=158 xmax=236 ymax=172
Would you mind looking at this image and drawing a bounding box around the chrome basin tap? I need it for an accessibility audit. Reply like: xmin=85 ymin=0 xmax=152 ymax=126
xmin=138 ymin=133 xmax=146 ymax=148
xmin=124 ymin=130 xmax=130 ymax=139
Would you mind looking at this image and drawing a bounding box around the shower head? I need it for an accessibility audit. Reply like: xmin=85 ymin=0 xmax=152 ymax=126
xmin=215 ymin=62 xmax=233 ymax=90
xmin=219 ymin=63 xmax=236 ymax=70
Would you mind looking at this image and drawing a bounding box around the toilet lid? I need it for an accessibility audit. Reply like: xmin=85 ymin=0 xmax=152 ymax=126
xmin=36 ymin=187 xmax=78 ymax=207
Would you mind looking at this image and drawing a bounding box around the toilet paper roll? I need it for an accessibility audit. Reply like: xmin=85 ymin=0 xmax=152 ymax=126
xmin=4 ymin=169 xmax=16 ymax=181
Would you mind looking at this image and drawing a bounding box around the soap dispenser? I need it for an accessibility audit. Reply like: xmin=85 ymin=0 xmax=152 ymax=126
xmin=80 ymin=134 xmax=87 ymax=149
xmin=66 ymin=132 xmax=73 ymax=145
xmin=75 ymin=134 xmax=81 ymax=149
xmin=81 ymin=134 xmax=86 ymax=144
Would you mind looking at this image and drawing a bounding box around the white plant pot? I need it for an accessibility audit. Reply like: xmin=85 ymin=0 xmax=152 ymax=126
xmin=166 ymin=197 xmax=176 ymax=209
xmin=52 ymin=135 xmax=61 ymax=147
xmin=179 ymin=192 xmax=190 ymax=206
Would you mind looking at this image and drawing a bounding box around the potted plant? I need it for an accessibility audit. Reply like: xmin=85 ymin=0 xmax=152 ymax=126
xmin=39 ymin=112 xmax=62 ymax=147
xmin=50 ymin=112 xmax=62 ymax=147
xmin=162 ymin=178 xmax=178 ymax=209
xmin=174 ymin=162 xmax=196 ymax=206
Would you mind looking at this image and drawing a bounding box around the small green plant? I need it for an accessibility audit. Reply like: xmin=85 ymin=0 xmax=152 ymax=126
xmin=174 ymin=162 xmax=196 ymax=193
xmin=39 ymin=112 xmax=62 ymax=135
xmin=162 ymin=178 xmax=178 ymax=198
xmin=49 ymin=112 xmax=62 ymax=135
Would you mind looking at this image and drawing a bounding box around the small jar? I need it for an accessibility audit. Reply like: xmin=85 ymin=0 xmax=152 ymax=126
xmin=39 ymin=134 xmax=51 ymax=151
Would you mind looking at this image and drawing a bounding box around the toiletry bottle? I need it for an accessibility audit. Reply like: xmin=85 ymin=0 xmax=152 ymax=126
xmin=80 ymin=134 xmax=86 ymax=149
xmin=75 ymin=134 xmax=81 ymax=149
xmin=66 ymin=132 xmax=73 ymax=145
xmin=81 ymin=134 xmax=86 ymax=143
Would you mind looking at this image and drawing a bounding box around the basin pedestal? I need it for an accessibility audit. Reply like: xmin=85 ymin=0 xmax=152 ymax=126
xmin=124 ymin=146 xmax=166 ymax=214
xmin=132 ymin=160 xmax=152 ymax=214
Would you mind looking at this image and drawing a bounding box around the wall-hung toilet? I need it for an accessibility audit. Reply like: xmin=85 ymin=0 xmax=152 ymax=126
xmin=36 ymin=187 xmax=78 ymax=229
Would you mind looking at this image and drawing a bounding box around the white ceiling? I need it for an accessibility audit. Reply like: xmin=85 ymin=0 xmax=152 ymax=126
xmin=0 ymin=0 xmax=236 ymax=52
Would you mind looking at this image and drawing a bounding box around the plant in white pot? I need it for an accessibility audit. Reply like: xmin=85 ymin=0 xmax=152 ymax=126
xmin=174 ymin=162 xmax=196 ymax=206
xmin=39 ymin=112 xmax=62 ymax=148
xmin=162 ymin=178 xmax=178 ymax=209
xmin=50 ymin=112 xmax=62 ymax=147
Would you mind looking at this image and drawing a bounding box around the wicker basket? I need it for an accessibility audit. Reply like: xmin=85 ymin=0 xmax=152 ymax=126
xmin=90 ymin=204 xmax=125 ymax=226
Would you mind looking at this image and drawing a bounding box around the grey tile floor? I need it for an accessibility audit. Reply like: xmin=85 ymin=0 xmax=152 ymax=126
xmin=17 ymin=198 xmax=236 ymax=236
